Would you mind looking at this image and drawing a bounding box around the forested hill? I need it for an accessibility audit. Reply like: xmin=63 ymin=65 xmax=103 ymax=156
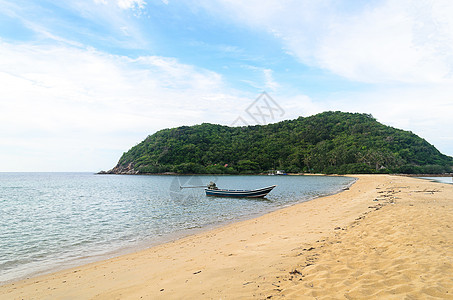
xmin=105 ymin=111 xmax=453 ymax=175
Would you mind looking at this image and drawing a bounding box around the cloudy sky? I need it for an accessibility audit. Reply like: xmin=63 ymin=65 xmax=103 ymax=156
xmin=1 ymin=0 xmax=453 ymax=171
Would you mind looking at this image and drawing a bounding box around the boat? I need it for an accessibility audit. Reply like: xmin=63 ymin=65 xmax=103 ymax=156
xmin=205 ymin=183 xmax=277 ymax=198
xmin=267 ymin=170 xmax=287 ymax=175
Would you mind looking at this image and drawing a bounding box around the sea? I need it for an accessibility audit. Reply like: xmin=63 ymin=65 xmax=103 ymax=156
xmin=0 ymin=173 xmax=355 ymax=284
xmin=418 ymin=176 xmax=453 ymax=185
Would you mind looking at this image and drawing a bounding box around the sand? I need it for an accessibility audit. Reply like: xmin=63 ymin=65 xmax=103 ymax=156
xmin=1 ymin=175 xmax=452 ymax=299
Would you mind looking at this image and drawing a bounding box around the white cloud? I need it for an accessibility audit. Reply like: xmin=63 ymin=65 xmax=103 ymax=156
xmin=241 ymin=65 xmax=280 ymax=92
xmin=93 ymin=0 xmax=146 ymax=11
xmin=316 ymin=1 xmax=453 ymax=83
xmin=117 ymin=0 xmax=146 ymax=10
xmin=200 ymin=0 xmax=453 ymax=84
xmin=262 ymin=69 xmax=279 ymax=92
xmin=0 ymin=0 xmax=149 ymax=50
xmin=0 ymin=41 xmax=251 ymax=171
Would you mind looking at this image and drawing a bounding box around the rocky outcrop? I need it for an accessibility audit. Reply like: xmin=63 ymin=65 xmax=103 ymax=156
xmin=98 ymin=162 xmax=139 ymax=175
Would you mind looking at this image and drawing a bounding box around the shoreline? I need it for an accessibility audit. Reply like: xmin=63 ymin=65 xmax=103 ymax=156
xmin=1 ymin=175 xmax=452 ymax=299
xmin=97 ymin=171 xmax=453 ymax=176
xmin=0 ymin=175 xmax=355 ymax=286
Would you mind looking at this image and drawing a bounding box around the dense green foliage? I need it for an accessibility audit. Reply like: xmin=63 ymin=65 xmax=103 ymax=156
xmin=114 ymin=112 xmax=453 ymax=174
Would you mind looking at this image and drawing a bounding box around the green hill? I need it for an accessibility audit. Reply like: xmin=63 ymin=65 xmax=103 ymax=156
xmin=106 ymin=111 xmax=453 ymax=175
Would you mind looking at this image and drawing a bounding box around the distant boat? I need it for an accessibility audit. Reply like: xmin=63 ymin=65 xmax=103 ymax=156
xmin=268 ymin=170 xmax=287 ymax=175
xmin=205 ymin=185 xmax=277 ymax=198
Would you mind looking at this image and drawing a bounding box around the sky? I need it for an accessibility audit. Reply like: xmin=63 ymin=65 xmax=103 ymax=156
xmin=1 ymin=0 xmax=453 ymax=172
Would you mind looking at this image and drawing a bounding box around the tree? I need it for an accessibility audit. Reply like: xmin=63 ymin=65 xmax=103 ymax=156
xmin=111 ymin=112 xmax=453 ymax=175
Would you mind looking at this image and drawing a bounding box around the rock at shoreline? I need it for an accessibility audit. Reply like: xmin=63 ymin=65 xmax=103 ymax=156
xmin=97 ymin=162 xmax=138 ymax=175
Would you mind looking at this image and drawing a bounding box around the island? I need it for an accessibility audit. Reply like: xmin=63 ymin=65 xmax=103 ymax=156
xmin=103 ymin=111 xmax=453 ymax=175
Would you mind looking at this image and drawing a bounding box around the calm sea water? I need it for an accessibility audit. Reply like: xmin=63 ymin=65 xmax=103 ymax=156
xmin=418 ymin=176 xmax=453 ymax=184
xmin=0 ymin=173 xmax=355 ymax=284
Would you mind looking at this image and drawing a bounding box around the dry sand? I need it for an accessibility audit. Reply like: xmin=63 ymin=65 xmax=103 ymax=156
xmin=1 ymin=175 xmax=452 ymax=299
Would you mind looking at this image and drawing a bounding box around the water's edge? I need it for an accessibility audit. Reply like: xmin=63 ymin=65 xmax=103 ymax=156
xmin=1 ymin=176 xmax=357 ymax=286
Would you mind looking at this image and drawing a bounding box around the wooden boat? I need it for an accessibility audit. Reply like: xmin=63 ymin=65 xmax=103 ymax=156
xmin=205 ymin=185 xmax=277 ymax=198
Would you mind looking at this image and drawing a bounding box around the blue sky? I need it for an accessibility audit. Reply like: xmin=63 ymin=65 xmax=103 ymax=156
xmin=1 ymin=0 xmax=453 ymax=171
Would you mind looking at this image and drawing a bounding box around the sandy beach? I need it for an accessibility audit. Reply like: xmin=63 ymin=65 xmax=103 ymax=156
xmin=1 ymin=174 xmax=452 ymax=299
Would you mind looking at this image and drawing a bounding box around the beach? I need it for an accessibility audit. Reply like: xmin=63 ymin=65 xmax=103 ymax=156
xmin=1 ymin=174 xmax=452 ymax=299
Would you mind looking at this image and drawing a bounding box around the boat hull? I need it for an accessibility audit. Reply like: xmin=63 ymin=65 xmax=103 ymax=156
xmin=205 ymin=185 xmax=276 ymax=198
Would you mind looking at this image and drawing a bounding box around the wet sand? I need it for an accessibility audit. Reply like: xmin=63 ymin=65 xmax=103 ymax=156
xmin=1 ymin=175 xmax=452 ymax=299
